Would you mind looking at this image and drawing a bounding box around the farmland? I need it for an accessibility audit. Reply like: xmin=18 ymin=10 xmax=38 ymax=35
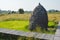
xmin=0 ymin=12 xmax=60 ymax=34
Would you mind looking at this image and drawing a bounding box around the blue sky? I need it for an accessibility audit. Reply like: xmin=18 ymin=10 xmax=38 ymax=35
xmin=0 ymin=0 xmax=60 ymax=11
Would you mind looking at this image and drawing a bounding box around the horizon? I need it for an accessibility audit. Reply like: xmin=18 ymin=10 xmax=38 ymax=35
xmin=0 ymin=0 xmax=60 ymax=11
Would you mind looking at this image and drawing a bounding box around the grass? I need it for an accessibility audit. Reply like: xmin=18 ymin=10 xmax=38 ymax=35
xmin=0 ymin=20 xmax=57 ymax=34
xmin=0 ymin=12 xmax=59 ymax=34
xmin=0 ymin=12 xmax=60 ymax=21
xmin=0 ymin=12 xmax=59 ymax=40
xmin=0 ymin=20 xmax=29 ymax=31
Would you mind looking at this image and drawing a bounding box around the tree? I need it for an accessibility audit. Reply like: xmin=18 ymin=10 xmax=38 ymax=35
xmin=12 ymin=11 xmax=16 ymax=13
xmin=48 ymin=9 xmax=59 ymax=12
xmin=18 ymin=8 xmax=24 ymax=14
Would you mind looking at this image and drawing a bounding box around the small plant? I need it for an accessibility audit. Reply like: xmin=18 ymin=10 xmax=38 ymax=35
xmin=48 ymin=21 xmax=57 ymax=28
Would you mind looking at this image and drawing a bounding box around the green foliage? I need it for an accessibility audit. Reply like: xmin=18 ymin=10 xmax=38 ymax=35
xmin=12 ymin=11 xmax=16 ymax=13
xmin=0 ymin=21 xmax=29 ymax=31
xmin=48 ymin=21 xmax=57 ymax=28
xmin=0 ymin=20 xmax=57 ymax=33
xmin=48 ymin=9 xmax=59 ymax=13
xmin=18 ymin=8 xmax=24 ymax=14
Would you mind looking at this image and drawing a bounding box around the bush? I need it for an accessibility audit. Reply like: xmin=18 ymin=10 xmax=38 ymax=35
xmin=48 ymin=21 xmax=57 ymax=28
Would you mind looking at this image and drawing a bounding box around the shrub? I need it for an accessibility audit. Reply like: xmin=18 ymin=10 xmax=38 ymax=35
xmin=48 ymin=21 xmax=56 ymax=28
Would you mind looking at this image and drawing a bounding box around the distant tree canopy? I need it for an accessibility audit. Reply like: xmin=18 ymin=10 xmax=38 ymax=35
xmin=12 ymin=11 xmax=16 ymax=13
xmin=18 ymin=8 xmax=24 ymax=14
xmin=48 ymin=9 xmax=59 ymax=12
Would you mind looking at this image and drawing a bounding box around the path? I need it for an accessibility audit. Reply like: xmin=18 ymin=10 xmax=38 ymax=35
xmin=0 ymin=28 xmax=54 ymax=40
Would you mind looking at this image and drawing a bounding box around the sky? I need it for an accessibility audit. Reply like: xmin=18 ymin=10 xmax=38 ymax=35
xmin=0 ymin=0 xmax=60 ymax=11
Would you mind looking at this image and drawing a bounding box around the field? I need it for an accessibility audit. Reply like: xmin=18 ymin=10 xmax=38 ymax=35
xmin=0 ymin=12 xmax=60 ymax=21
xmin=0 ymin=12 xmax=60 ymax=34
xmin=0 ymin=12 xmax=60 ymax=40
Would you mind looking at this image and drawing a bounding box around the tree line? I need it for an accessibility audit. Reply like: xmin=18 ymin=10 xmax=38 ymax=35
xmin=0 ymin=9 xmax=60 ymax=14
xmin=0 ymin=8 xmax=24 ymax=14
xmin=48 ymin=9 xmax=60 ymax=12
